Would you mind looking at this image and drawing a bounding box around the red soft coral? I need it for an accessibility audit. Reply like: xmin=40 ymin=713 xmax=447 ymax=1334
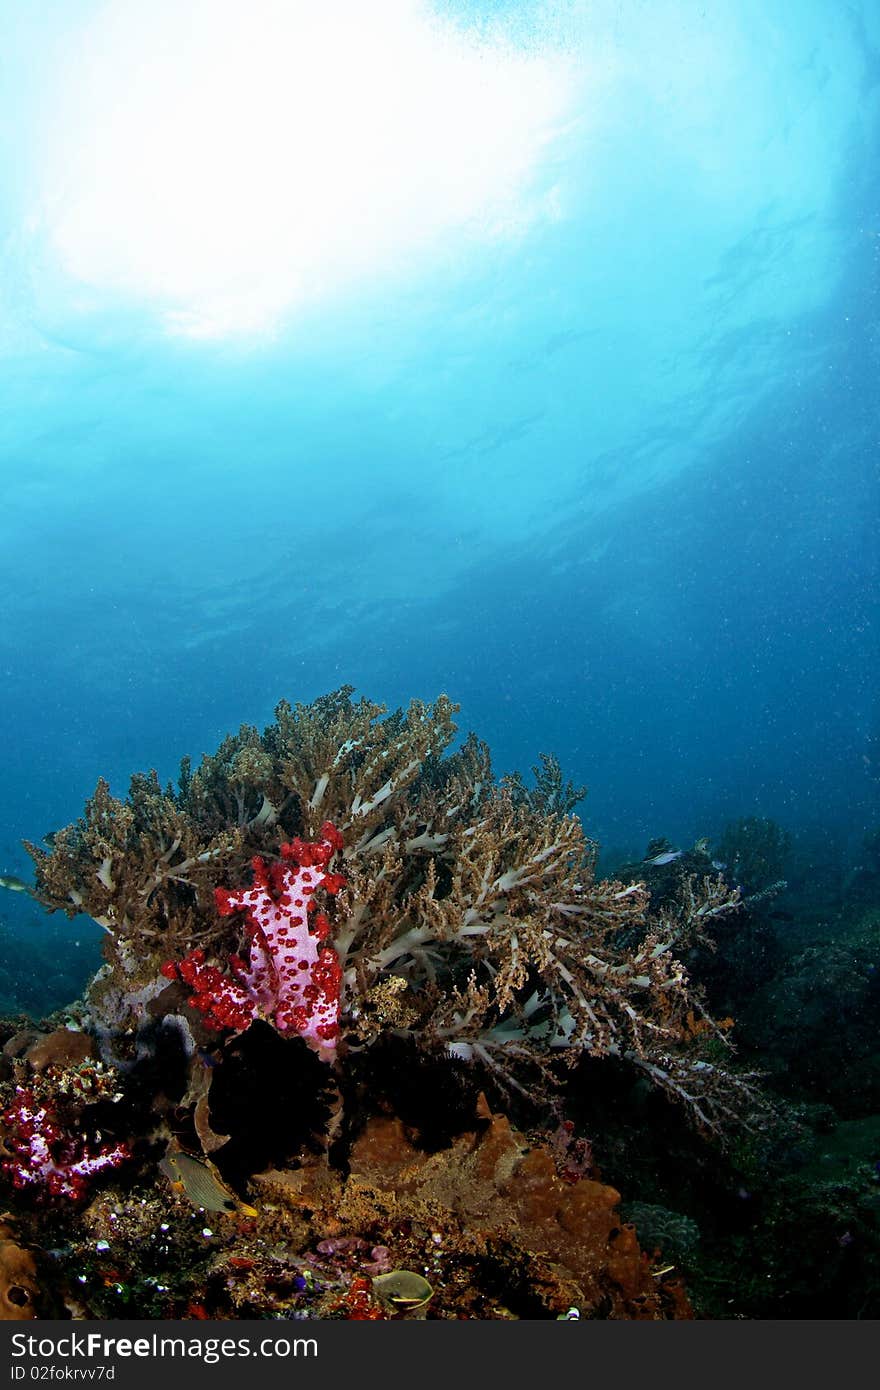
xmin=1 ymin=1088 xmax=129 ymax=1201
xmin=162 ymin=822 xmax=345 ymax=1061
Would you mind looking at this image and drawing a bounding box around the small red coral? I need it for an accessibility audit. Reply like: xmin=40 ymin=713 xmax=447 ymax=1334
xmin=0 ymin=1088 xmax=129 ymax=1202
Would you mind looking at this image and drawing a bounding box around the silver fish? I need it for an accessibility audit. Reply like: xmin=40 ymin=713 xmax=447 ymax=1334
xmin=0 ymin=873 xmax=30 ymax=893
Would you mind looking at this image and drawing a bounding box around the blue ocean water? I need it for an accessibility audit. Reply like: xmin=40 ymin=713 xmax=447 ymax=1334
xmin=0 ymin=0 xmax=877 ymax=987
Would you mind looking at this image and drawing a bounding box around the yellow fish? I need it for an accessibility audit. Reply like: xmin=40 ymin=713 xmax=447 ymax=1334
xmin=159 ymin=1146 xmax=257 ymax=1218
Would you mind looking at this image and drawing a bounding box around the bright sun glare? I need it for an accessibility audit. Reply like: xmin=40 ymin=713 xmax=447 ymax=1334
xmin=37 ymin=0 xmax=573 ymax=340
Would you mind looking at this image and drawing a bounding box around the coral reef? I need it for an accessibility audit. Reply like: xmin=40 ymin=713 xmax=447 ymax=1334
xmin=740 ymin=940 xmax=880 ymax=1115
xmin=249 ymin=1097 xmax=691 ymax=1319
xmin=0 ymin=689 xmax=773 ymax=1320
xmin=620 ymin=1202 xmax=701 ymax=1266
xmin=715 ymin=817 xmax=791 ymax=897
xmin=25 ymin=688 xmax=754 ymax=1136
xmin=1 ymin=1098 xmax=688 ymax=1320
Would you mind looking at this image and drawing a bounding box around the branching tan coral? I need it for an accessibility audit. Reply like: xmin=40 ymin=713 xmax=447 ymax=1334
xmin=25 ymin=688 xmax=758 ymax=1133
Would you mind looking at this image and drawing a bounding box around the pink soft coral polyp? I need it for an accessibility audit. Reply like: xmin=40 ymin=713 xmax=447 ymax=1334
xmin=0 ymin=1089 xmax=129 ymax=1201
xmin=162 ymin=822 xmax=345 ymax=1061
